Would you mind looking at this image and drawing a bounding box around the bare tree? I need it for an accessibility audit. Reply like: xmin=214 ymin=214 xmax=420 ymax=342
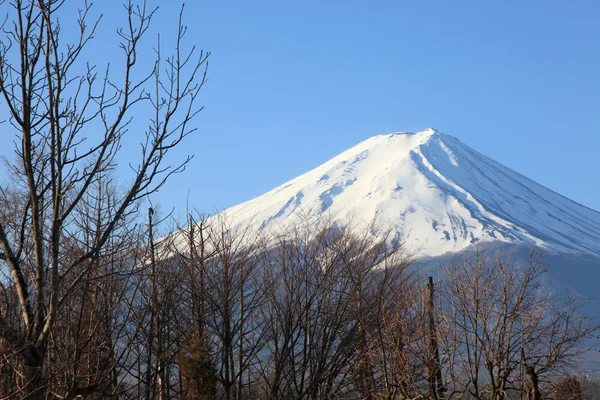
xmin=254 ymin=220 xmax=410 ymax=400
xmin=0 ymin=0 xmax=208 ymax=397
xmin=258 ymin=222 xmax=358 ymax=400
xmin=441 ymin=250 xmax=597 ymax=400
xmin=177 ymin=213 xmax=218 ymax=399
xmin=368 ymin=279 xmax=428 ymax=399
xmin=44 ymin=177 xmax=145 ymax=398
xmin=200 ymin=215 xmax=268 ymax=400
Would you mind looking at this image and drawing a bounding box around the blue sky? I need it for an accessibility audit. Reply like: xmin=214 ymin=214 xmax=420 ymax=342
xmin=2 ymin=1 xmax=599 ymax=215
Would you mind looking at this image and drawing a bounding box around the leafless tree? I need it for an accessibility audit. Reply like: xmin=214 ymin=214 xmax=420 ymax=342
xmin=441 ymin=250 xmax=597 ymax=400
xmin=177 ymin=213 xmax=217 ymax=399
xmin=197 ymin=214 xmax=268 ymax=400
xmin=0 ymin=0 xmax=208 ymax=397
xmin=254 ymin=220 xmax=411 ymax=400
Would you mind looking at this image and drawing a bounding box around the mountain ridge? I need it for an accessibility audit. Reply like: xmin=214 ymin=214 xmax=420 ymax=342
xmin=216 ymin=128 xmax=600 ymax=258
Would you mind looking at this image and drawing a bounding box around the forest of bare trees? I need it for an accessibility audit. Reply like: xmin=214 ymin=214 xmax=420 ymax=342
xmin=1 ymin=208 xmax=596 ymax=399
xmin=0 ymin=1 xmax=598 ymax=399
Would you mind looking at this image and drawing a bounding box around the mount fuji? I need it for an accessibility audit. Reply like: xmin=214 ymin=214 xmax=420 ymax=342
xmin=194 ymin=128 xmax=600 ymax=371
xmin=219 ymin=128 xmax=600 ymax=259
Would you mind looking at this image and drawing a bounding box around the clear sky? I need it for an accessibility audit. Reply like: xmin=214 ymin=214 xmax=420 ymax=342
xmin=2 ymin=0 xmax=599 ymax=216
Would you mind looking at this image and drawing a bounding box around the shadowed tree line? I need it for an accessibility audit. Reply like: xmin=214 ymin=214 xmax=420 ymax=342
xmin=1 ymin=207 xmax=597 ymax=399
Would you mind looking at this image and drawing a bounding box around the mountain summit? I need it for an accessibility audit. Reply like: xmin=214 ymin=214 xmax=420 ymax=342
xmin=222 ymin=129 xmax=600 ymax=258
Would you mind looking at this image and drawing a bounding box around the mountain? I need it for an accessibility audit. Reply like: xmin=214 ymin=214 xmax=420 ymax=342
xmin=202 ymin=128 xmax=600 ymax=371
xmin=220 ymin=128 xmax=600 ymax=259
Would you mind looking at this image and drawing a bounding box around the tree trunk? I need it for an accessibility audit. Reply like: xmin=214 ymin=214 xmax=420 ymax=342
xmin=525 ymin=366 xmax=541 ymax=400
xmin=427 ymin=276 xmax=444 ymax=400
xmin=23 ymin=345 xmax=45 ymax=399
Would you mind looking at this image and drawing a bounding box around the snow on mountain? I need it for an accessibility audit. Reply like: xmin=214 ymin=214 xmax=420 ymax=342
xmin=217 ymin=128 xmax=600 ymax=258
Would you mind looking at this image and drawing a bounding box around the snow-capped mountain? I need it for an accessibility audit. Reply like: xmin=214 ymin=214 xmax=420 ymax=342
xmin=220 ymin=128 xmax=600 ymax=258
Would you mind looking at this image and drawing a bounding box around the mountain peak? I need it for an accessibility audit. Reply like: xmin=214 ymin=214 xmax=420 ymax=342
xmin=416 ymin=127 xmax=441 ymax=136
xmin=384 ymin=127 xmax=440 ymax=139
xmin=219 ymin=129 xmax=600 ymax=258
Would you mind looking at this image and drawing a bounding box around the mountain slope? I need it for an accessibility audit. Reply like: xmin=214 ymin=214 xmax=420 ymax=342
xmin=221 ymin=128 xmax=600 ymax=258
